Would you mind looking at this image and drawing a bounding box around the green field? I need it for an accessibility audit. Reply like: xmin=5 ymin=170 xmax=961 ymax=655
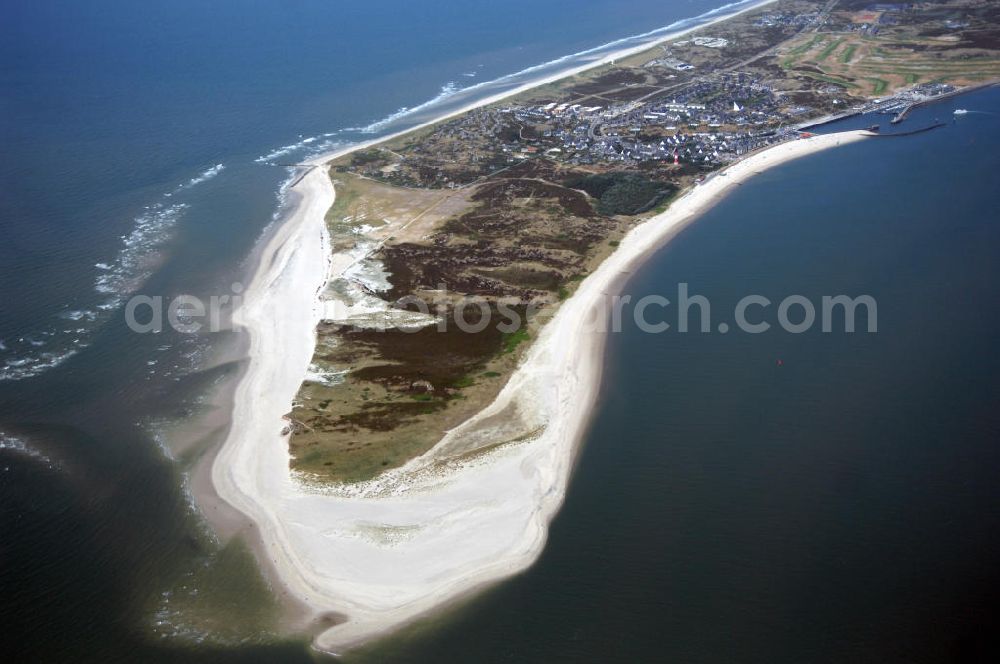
xmin=783 ymin=35 xmax=825 ymax=68
xmin=797 ymin=70 xmax=860 ymax=89
xmin=780 ymin=24 xmax=1000 ymax=99
xmin=790 ymin=34 xmax=824 ymax=57
xmin=867 ymin=77 xmax=888 ymax=95
xmin=819 ymin=38 xmax=845 ymax=61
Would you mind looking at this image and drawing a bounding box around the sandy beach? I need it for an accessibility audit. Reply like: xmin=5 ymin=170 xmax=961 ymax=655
xmin=211 ymin=116 xmax=869 ymax=652
xmin=209 ymin=0 xmax=864 ymax=654
xmin=265 ymin=0 xmax=778 ymax=178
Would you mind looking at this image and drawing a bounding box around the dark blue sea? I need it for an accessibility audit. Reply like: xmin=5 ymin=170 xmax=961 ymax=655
xmin=354 ymin=90 xmax=1000 ymax=663
xmin=3 ymin=0 xmax=1000 ymax=661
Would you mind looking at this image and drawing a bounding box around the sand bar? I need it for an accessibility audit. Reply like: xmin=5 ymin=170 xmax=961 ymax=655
xmin=212 ymin=122 xmax=869 ymax=653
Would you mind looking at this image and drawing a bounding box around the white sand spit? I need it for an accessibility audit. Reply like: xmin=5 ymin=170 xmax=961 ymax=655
xmin=212 ymin=129 xmax=869 ymax=653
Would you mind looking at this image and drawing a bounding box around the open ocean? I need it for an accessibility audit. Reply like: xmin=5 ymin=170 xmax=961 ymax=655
xmin=3 ymin=0 xmax=1000 ymax=661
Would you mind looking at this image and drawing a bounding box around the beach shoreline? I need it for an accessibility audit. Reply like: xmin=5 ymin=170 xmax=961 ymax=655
xmin=289 ymin=0 xmax=778 ymax=170
xmin=207 ymin=0 xmax=890 ymax=653
xmin=211 ymin=122 xmax=867 ymax=652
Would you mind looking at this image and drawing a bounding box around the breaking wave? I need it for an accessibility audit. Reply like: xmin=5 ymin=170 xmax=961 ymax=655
xmin=254 ymin=133 xmax=339 ymax=164
xmin=250 ymin=1 xmax=765 ymax=164
xmin=96 ymin=202 xmax=189 ymax=302
xmin=169 ymin=163 xmax=225 ymax=195
xmin=0 ymin=155 xmax=232 ymax=381
xmin=1 ymin=0 xmax=765 ymax=384
xmin=328 ymin=0 xmax=763 ymax=137
xmin=343 ymin=81 xmax=464 ymax=134
xmin=0 ymin=432 xmax=57 ymax=470
xmin=0 ymin=344 xmax=81 ymax=383
xmin=1 ymin=201 xmax=189 ymax=382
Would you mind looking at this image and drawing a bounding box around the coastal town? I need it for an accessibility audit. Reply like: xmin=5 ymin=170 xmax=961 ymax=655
xmin=348 ymin=77 xmax=958 ymax=187
xmin=9 ymin=0 xmax=1000 ymax=658
xmin=288 ymin=0 xmax=1000 ymax=484
xmin=340 ymin=0 xmax=997 ymax=192
xmin=212 ymin=0 xmax=1000 ymax=655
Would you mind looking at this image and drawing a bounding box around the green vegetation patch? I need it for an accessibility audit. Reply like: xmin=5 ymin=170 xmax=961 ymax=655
xmin=452 ymin=374 xmax=476 ymax=389
xmin=351 ymin=149 xmax=384 ymax=166
xmin=867 ymin=77 xmax=888 ymax=95
xmin=795 ymin=70 xmax=859 ymax=89
xmin=839 ymin=44 xmax=857 ymax=64
xmin=502 ymin=327 xmax=530 ymax=354
xmin=789 ymin=34 xmax=824 ymax=57
xmin=819 ymin=38 xmax=845 ymax=62
xmin=564 ymin=172 xmax=674 ymax=215
xmin=327 ymin=179 xmax=361 ymax=223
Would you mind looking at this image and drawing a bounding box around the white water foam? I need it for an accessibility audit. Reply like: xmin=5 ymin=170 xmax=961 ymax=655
xmin=95 ymin=202 xmax=189 ymax=302
xmin=180 ymin=163 xmax=225 ymax=190
xmin=343 ymin=81 xmax=464 ymax=134
xmin=331 ymin=0 xmax=761 ymax=136
xmin=250 ymin=1 xmax=763 ymax=166
xmin=0 ymin=346 xmax=81 ymax=382
xmin=254 ymin=131 xmax=348 ymax=164
xmin=1 ymin=201 xmax=189 ymax=382
xmin=1 ymin=0 xmax=764 ymax=385
xmin=0 ymin=160 xmax=216 ymax=381
xmin=254 ymin=134 xmax=329 ymax=164
xmin=0 ymin=432 xmax=57 ymax=470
